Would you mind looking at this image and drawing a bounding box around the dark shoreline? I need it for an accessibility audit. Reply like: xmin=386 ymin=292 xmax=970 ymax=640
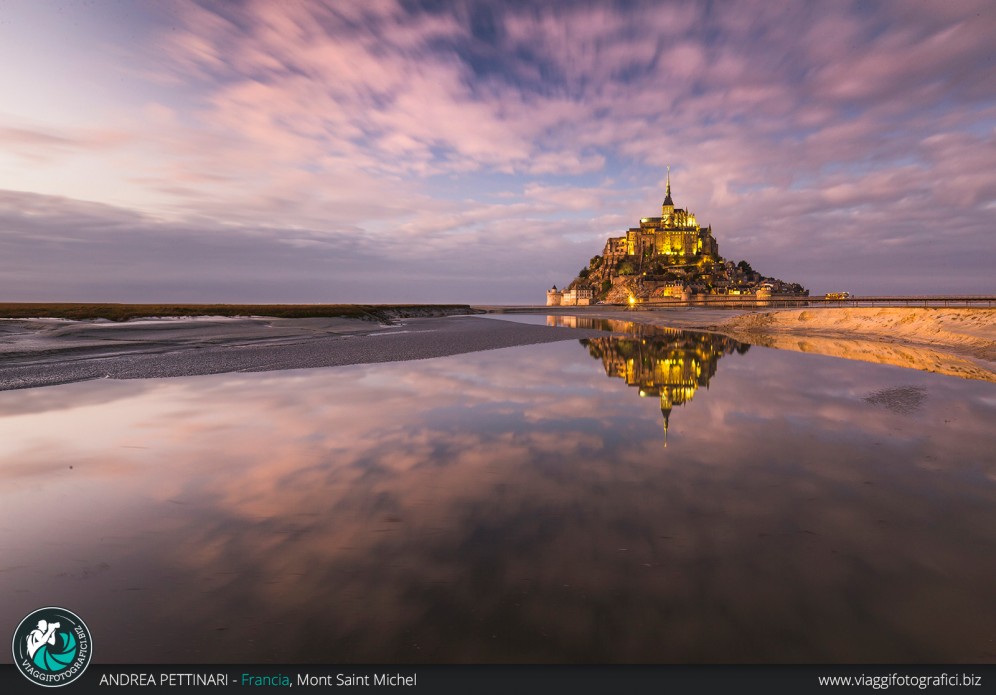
xmin=0 ymin=302 xmax=479 ymax=323
xmin=0 ymin=315 xmax=602 ymax=391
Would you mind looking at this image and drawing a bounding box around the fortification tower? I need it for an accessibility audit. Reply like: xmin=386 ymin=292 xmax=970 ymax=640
xmin=546 ymin=285 xmax=563 ymax=306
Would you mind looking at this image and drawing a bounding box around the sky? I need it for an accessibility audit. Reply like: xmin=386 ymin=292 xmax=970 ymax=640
xmin=0 ymin=0 xmax=993 ymax=303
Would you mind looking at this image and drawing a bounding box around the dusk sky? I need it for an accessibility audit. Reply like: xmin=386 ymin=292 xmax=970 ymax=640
xmin=1 ymin=0 xmax=993 ymax=303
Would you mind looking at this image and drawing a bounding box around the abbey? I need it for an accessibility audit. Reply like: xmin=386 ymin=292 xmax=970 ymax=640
xmin=548 ymin=170 xmax=806 ymax=305
xmin=602 ymin=167 xmax=718 ymax=266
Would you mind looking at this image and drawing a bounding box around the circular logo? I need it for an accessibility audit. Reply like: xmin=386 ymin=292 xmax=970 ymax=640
xmin=11 ymin=607 xmax=92 ymax=687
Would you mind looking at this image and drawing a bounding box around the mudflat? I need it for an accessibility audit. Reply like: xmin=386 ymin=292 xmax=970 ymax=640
xmin=0 ymin=316 xmax=601 ymax=391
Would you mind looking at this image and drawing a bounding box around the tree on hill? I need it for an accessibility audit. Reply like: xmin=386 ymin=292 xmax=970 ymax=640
xmin=616 ymin=260 xmax=636 ymax=276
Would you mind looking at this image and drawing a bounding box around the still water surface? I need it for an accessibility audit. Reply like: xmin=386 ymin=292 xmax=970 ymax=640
xmin=1 ymin=319 xmax=995 ymax=663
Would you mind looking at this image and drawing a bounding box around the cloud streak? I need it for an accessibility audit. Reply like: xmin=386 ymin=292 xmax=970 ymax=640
xmin=0 ymin=0 xmax=993 ymax=300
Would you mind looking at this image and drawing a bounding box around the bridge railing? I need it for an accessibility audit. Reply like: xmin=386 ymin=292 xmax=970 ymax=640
xmin=623 ymin=295 xmax=996 ymax=309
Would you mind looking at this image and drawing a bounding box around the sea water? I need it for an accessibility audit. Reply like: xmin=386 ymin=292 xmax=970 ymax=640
xmin=1 ymin=323 xmax=994 ymax=663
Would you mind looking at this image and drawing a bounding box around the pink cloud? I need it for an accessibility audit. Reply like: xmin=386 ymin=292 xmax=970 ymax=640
xmin=1 ymin=1 xmax=993 ymax=299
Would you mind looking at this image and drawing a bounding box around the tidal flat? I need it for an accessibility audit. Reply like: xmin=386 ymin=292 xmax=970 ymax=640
xmin=0 ymin=315 xmax=600 ymax=390
xmin=1 ymin=313 xmax=995 ymax=663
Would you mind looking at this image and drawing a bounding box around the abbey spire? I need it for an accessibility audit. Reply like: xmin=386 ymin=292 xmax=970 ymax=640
xmin=662 ymin=165 xmax=674 ymax=214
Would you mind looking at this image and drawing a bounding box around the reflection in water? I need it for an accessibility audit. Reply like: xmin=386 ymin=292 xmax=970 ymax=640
xmin=581 ymin=330 xmax=749 ymax=442
xmin=1 ymin=340 xmax=995 ymax=664
xmin=546 ymin=315 xmax=665 ymax=334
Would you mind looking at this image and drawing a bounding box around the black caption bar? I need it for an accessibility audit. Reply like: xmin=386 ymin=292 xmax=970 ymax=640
xmin=1 ymin=664 xmax=992 ymax=695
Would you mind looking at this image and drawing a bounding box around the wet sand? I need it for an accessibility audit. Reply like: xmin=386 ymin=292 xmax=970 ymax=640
xmin=0 ymin=316 xmax=601 ymax=391
xmin=701 ymin=307 xmax=996 ymax=383
xmin=490 ymin=305 xmax=996 ymax=356
xmin=489 ymin=305 xmax=996 ymax=382
xmin=710 ymin=307 xmax=996 ymax=361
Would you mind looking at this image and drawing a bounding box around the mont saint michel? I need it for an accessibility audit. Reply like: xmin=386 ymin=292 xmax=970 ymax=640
xmin=548 ymin=170 xmax=808 ymax=306
xmin=2 ymin=1 xmax=995 ymax=688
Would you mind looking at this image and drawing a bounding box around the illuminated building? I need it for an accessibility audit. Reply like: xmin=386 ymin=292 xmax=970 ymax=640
xmin=548 ymin=285 xmax=593 ymax=306
xmin=602 ymin=167 xmax=719 ymax=266
xmin=548 ymin=168 xmax=808 ymax=302
xmin=561 ymin=287 xmax=594 ymax=306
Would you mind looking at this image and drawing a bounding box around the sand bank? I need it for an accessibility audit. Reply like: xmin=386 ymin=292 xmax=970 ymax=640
xmin=0 ymin=316 xmax=601 ymax=391
xmin=699 ymin=307 xmax=996 ymax=383
xmin=617 ymin=306 xmax=996 ymax=382
xmin=486 ymin=305 xmax=996 ymax=382
xmin=710 ymin=307 xmax=996 ymax=360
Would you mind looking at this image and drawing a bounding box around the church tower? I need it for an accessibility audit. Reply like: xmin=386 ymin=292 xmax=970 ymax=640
xmin=661 ymin=166 xmax=674 ymax=217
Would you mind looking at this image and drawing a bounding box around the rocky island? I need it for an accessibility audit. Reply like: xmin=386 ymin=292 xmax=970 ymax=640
xmin=548 ymin=169 xmax=808 ymax=305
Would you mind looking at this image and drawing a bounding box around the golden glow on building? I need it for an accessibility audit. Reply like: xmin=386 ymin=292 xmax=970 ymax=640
xmin=582 ymin=328 xmax=748 ymax=444
xmin=602 ymin=168 xmax=718 ymax=267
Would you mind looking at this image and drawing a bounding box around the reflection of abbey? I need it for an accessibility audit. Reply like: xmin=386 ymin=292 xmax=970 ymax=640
xmin=568 ymin=319 xmax=748 ymax=442
xmin=548 ymin=169 xmax=806 ymax=305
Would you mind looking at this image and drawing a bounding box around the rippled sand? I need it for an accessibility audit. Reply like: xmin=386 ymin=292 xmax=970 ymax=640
xmin=490 ymin=305 xmax=996 ymax=383
xmin=714 ymin=307 xmax=995 ymax=358
xmin=707 ymin=307 xmax=996 ymax=383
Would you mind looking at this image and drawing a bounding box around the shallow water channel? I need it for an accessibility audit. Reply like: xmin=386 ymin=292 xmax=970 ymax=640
xmin=2 ymin=317 xmax=995 ymax=663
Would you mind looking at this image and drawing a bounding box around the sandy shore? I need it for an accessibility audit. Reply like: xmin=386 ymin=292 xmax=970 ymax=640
xmin=708 ymin=307 xmax=996 ymax=360
xmin=701 ymin=307 xmax=996 ymax=383
xmin=491 ymin=305 xmax=996 ymax=383
xmin=0 ymin=316 xmax=602 ymax=391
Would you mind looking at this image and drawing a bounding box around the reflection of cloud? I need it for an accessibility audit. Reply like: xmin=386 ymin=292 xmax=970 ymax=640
xmin=0 ymin=377 xmax=150 ymax=418
xmin=2 ymin=342 xmax=996 ymax=662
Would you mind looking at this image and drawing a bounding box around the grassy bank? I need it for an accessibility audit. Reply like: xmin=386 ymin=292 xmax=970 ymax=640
xmin=0 ymin=303 xmax=477 ymax=322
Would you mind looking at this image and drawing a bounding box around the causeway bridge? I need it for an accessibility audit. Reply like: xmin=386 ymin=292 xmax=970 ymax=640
xmin=626 ymin=295 xmax=996 ymax=309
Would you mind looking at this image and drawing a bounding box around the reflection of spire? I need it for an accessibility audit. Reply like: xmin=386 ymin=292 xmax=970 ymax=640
xmin=661 ymin=398 xmax=671 ymax=447
xmin=582 ymin=328 xmax=747 ymax=447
